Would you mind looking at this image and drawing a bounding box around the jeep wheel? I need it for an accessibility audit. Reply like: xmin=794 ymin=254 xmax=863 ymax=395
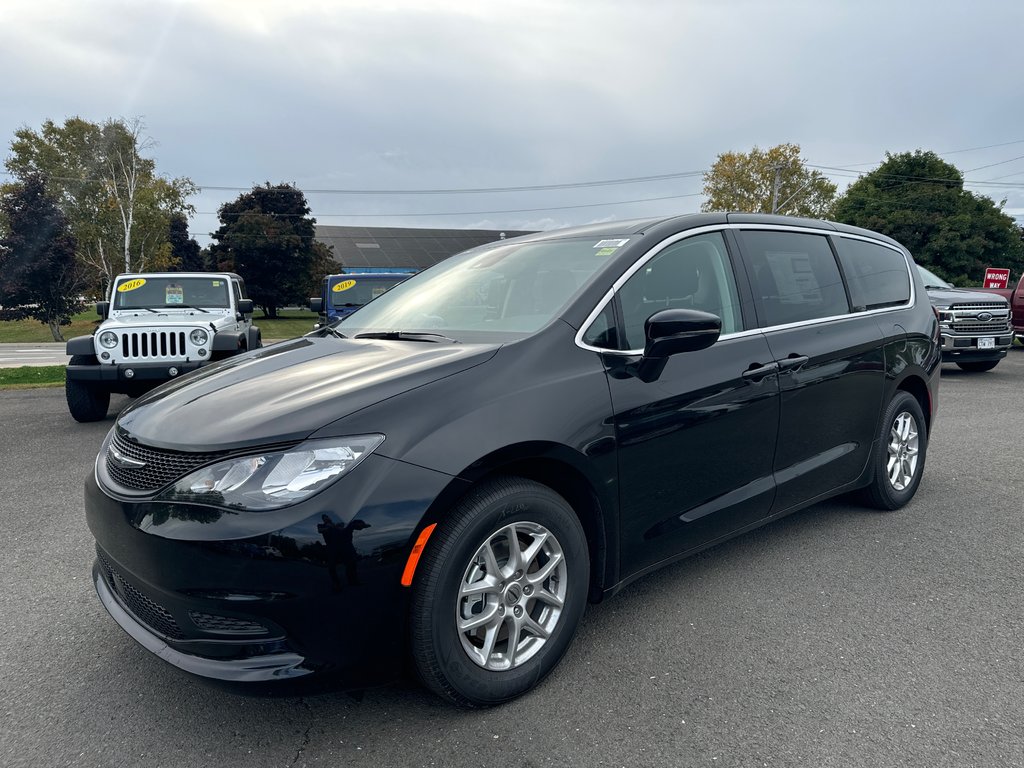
xmin=956 ymin=360 xmax=999 ymax=372
xmin=66 ymin=355 xmax=110 ymax=423
xmin=861 ymin=391 xmax=927 ymax=511
xmin=410 ymin=477 xmax=589 ymax=707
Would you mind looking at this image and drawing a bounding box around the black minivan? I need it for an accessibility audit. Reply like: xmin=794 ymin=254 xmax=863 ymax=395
xmin=85 ymin=213 xmax=940 ymax=706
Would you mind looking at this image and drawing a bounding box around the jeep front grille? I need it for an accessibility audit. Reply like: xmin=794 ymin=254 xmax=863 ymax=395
xmin=120 ymin=330 xmax=188 ymax=360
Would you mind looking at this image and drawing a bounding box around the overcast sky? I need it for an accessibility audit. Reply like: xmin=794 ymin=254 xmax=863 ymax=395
xmin=2 ymin=0 xmax=1023 ymax=244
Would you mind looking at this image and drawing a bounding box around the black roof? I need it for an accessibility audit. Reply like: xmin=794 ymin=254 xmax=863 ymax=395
xmin=316 ymin=225 xmax=535 ymax=270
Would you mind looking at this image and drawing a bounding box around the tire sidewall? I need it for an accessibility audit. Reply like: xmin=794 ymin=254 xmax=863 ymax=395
xmin=414 ymin=481 xmax=589 ymax=706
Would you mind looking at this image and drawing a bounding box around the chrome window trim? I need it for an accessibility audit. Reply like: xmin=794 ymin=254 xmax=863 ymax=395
xmin=574 ymin=223 xmax=918 ymax=356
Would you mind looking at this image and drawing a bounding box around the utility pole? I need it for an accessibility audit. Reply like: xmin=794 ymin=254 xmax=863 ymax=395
xmin=770 ymin=164 xmax=783 ymax=214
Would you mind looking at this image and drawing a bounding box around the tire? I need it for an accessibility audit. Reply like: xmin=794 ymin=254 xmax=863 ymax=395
xmin=956 ymin=360 xmax=999 ymax=372
xmin=247 ymin=326 xmax=262 ymax=351
xmin=66 ymin=355 xmax=110 ymax=423
xmin=861 ymin=391 xmax=928 ymax=510
xmin=410 ymin=477 xmax=589 ymax=707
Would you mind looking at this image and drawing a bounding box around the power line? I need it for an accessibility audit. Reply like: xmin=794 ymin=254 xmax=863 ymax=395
xmin=0 ymin=168 xmax=706 ymax=196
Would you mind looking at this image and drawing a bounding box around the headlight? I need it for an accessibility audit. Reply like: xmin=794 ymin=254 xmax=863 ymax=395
xmin=99 ymin=331 xmax=118 ymax=349
xmin=190 ymin=329 xmax=209 ymax=346
xmin=156 ymin=435 xmax=385 ymax=510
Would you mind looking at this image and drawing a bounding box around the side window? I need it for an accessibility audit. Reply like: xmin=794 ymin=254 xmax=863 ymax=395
xmin=581 ymin=302 xmax=620 ymax=350
xmin=832 ymin=237 xmax=911 ymax=310
xmin=618 ymin=232 xmax=744 ymax=350
xmin=738 ymin=231 xmax=850 ymax=327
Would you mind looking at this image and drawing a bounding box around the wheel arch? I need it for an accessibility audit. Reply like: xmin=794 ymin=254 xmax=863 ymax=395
xmin=414 ymin=442 xmax=615 ymax=603
xmin=894 ymin=373 xmax=932 ymax=434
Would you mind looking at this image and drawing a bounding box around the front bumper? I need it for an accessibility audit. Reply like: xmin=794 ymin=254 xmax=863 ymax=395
xmin=68 ymin=360 xmax=207 ymax=389
xmin=938 ymin=333 xmax=1011 ymax=363
xmin=85 ymin=453 xmax=465 ymax=686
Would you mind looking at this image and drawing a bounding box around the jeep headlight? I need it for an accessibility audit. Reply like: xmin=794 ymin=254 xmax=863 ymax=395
xmin=190 ymin=329 xmax=209 ymax=346
xmin=156 ymin=435 xmax=385 ymax=510
xmin=98 ymin=331 xmax=118 ymax=349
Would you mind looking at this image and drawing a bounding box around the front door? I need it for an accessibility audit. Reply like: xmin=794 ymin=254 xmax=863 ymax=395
xmin=597 ymin=231 xmax=782 ymax=577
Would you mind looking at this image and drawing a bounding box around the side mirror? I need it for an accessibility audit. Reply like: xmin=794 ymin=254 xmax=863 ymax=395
xmin=309 ymin=297 xmax=323 ymax=314
xmin=237 ymin=299 xmax=254 ymax=315
xmin=636 ymin=309 xmax=722 ymax=382
xmin=96 ymin=301 xmax=110 ymax=319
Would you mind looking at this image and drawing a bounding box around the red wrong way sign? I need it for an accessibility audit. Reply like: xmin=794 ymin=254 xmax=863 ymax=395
xmin=983 ymin=267 xmax=1011 ymax=290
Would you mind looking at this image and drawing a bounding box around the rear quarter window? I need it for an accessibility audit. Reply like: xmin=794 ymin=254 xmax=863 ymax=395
xmin=833 ymin=237 xmax=911 ymax=310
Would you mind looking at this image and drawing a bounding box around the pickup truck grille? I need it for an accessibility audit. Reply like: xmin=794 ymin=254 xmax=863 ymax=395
xmin=950 ymin=321 xmax=1011 ymax=333
xmin=947 ymin=302 xmax=1010 ymax=335
xmin=120 ymin=330 xmax=188 ymax=360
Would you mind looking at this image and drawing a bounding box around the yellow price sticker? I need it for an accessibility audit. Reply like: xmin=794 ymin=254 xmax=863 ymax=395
xmin=117 ymin=278 xmax=147 ymax=292
xmin=332 ymin=280 xmax=357 ymax=293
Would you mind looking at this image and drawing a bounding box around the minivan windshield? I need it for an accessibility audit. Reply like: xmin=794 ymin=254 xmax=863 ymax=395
xmin=339 ymin=236 xmax=626 ymax=341
xmin=916 ymin=265 xmax=952 ymax=290
xmin=114 ymin=276 xmax=231 ymax=310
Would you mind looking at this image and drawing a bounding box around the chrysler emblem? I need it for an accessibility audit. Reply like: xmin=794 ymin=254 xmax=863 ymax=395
xmin=977 ymin=312 xmax=993 ymax=322
xmin=109 ymin=445 xmax=146 ymax=470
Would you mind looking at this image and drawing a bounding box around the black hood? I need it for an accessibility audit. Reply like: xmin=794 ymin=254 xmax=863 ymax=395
xmin=116 ymin=337 xmax=500 ymax=451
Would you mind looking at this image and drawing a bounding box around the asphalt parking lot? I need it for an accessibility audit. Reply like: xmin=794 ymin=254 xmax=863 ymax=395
xmin=2 ymin=355 xmax=1023 ymax=768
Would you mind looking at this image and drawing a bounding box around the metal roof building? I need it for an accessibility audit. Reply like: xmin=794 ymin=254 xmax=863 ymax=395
xmin=315 ymin=225 xmax=534 ymax=272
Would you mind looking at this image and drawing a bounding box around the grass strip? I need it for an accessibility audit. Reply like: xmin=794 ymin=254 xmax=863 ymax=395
xmin=0 ymin=365 xmax=66 ymax=389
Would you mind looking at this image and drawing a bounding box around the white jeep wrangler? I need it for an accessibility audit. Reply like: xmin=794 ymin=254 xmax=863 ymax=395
xmin=65 ymin=272 xmax=262 ymax=422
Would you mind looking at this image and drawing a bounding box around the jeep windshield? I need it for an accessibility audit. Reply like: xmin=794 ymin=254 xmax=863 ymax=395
xmin=338 ymin=237 xmax=622 ymax=343
xmin=114 ymin=277 xmax=231 ymax=310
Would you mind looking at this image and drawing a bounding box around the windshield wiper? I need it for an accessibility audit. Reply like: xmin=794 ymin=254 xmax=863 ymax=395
xmin=923 ymin=285 xmax=949 ymax=290
xmin=354 ymin=331 xmax=459 ymax=344
xmin=306 ymin=324 xmax=347 ymax=339
xmin=172 ymin=304 xmax=210 ymax=313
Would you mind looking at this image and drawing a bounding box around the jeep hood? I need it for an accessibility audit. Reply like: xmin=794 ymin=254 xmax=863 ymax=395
xmin=116 ymin=337 xmax=500 ymax=451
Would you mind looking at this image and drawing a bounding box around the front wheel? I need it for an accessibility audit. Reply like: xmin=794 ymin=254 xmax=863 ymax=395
xmin=956 ymin=360 xmax=999 ymax=372
xmin=861 ymin=391 xmax=928 ymax=510
xmin=410 ymin=477 xmax=589 ymax=707
xmin=65 ymin=355 xmax=110 ymax=422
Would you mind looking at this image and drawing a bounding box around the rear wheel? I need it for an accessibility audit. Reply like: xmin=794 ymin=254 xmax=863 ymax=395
xmin=956 ymin=360 xmax=999 ymax=372
xmin=65 ymin=355 xmax=110 ymax=422
xmin=862 ymin=391 xmax=927 ymax=510
xmin=410 ymin=477 xmax=589 ymax=707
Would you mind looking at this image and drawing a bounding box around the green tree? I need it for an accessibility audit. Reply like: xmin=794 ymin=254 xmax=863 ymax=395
xmin=832 ymin=151 xmax=1024 ymax=284
xmin=0 ymin=173 xmax=83 ymax=340
xmin=701 ymin=143 xmax=837 ymax=217
xmin=210 ymin=183 xmax=320 ymax=318
xmin=4 ymin=117 xmax=196 ymax=290
xmin=168 ymin=212 xmax=204 ymax=271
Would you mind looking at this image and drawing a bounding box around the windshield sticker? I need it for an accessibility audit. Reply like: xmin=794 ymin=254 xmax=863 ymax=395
xmin=165 ymin=284 xmax=184 ymax=305
xmin=595 ymin=247 xmax=618 ymax=257
xmin=212 ymin=280 xmax=222 ymax=287
xmin=332 ymin=280 xmax=357 ymax=293
xmin=371 ymin=287 xmax=388 ymax=299
xmin=594 ymin=239 xmax=629 ymax=249
xmin=117 ymin=278 xmax=146 ymax=293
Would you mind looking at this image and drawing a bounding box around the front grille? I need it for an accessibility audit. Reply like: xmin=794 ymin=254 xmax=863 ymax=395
xmin=119 ymin=330 xmax=188 ymax=360
xmin=950 ymin=321 xmax=1011 ymax=333
xmin=98 ymin=551 xmax=184 ymax=640
xmin=189 ymin=611 xmax=267 ymax=636
xmin=950 ymin=302 xmax=1005 ymax=311
xmin=106 ymin=430 xmax=226 ymax=492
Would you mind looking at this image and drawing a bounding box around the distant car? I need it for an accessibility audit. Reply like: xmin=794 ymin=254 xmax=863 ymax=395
xmin=309 ymin=272 xmax=415 ymax=326
xmin=917 ymin=265 xmax=1012 ymax=372
xmin=85 ymin=213 xmax=939 ymax=706
xmin=65 ymin=272 xmax=261 ymax=421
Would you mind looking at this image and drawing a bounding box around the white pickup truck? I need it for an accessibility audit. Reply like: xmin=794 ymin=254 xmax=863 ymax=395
xmin=65 ymin=272 xmax=262 ymax=422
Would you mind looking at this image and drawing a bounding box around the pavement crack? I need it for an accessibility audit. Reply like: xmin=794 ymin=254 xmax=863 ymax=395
xmin=290 ymin=697 xmax=313 ymax=767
